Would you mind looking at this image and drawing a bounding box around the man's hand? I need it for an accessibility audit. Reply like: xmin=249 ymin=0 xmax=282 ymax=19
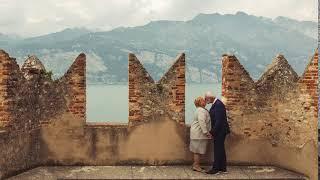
xmin=206 ymin=132 xmax=213 ymax=139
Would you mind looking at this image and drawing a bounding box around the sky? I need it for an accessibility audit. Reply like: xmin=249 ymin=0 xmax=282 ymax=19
xmin=0 ymin=0 xmax=317 ymax=37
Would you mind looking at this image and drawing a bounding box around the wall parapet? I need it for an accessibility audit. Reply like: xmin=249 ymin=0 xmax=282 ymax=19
xmin=0 ymin=49 xmax=318 ymax=179
xmin=221 ymin=49 xmax=318 ymax=179
xmin=0 ymin=49 xmax=87 ymax=179
xmin=86 ymin=122 xmax=128 ymax=128
xmin=222 ymin=50 xmax=318 ymax=146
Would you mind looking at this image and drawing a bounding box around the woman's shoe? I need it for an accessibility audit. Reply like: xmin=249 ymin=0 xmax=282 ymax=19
xmin=192 ymin=166 xmax=206 ymax=173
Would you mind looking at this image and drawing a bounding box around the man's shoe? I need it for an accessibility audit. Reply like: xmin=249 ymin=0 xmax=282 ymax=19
xmin=219 ymin=170 xmax=228 ymax=174
xmin=206 ymin=169 xmax=220 ymax=175
xmin=219 ymin=168 xmax=227 ymax=173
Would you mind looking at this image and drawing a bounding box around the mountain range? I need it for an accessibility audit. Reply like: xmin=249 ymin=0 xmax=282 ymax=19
xmin=1 ymin=11 xmax=317 ymax=84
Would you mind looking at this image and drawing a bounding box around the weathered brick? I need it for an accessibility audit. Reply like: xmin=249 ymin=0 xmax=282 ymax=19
xmin=222 ymin=50 xmax=317 ymax=151
xmin=128 ymin=53 xmax=185 ymax=127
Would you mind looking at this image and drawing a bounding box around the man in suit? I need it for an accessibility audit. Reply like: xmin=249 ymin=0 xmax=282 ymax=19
xmin=205 ymin=91 xmax=230 ymax=175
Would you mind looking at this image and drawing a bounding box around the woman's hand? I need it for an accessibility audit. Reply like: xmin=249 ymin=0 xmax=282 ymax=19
xmin=206 ymin=132 xmax=213 ymax=139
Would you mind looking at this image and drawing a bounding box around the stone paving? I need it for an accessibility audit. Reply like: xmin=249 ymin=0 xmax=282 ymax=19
xmin=7 ymin=166 xmax=307 ymax=179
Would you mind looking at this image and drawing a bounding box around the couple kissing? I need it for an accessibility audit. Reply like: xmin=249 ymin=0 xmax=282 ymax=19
xmin=190 ymin=91 xmax=230 ymax=175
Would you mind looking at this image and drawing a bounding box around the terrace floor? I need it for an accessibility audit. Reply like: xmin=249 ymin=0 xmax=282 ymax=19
xmin=7 ymin=165 xmax=307 ymax=180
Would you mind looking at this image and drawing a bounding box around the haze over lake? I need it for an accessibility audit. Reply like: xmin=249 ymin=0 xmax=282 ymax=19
xmin=86 ymin=83 xmax=221 ymax=124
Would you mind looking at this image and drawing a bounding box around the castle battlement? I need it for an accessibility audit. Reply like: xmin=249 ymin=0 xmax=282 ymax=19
xmin=0 ymin=49 xmax=318 ymax=179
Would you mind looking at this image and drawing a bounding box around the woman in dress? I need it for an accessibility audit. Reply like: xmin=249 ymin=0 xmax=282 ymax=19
xmin=190 ymin=96 xmax=212 ymax=172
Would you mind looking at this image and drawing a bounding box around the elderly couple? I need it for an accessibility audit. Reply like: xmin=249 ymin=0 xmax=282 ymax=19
xmin=190 ymin=91 xmax=230 ymax=175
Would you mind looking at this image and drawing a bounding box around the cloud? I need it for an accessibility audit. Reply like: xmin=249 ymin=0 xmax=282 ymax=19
xmin=0 ymin=0 xmax=317 ymax=37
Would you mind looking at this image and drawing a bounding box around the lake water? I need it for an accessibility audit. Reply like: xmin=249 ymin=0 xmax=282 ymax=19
xmin=86 ymin=83 xmax=221 ymax=124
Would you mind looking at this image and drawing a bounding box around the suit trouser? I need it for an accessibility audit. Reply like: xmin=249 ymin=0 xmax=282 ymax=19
xmin=212 ymin=133 xmax=227 ymax=171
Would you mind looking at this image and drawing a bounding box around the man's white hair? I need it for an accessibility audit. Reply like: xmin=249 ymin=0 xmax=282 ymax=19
xmin=205 ymin=91 xmax=214 ymax=98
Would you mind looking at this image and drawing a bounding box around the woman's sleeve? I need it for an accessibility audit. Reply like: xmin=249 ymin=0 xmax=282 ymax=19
xmin=198 ymin=109 xmax=208 ymax=134
xmin=207 ymin=112 xmax=211 ymax=131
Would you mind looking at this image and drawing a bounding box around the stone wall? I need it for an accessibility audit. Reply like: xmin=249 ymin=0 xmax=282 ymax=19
xmin=222 ymin=50 xmax=318 ymax=179
xmin=0 ymin=49 xmax=318 ymax=180
xmin=0 ymin=51 xmax=64 ymax=178
xmin=222 ymin=52 xmax=317 ymax=146
xmin=0 ymin=50 xmax=84 ymax=178
xmin=58 ymin=53 xmax=86 ymax=119
xmin=128 ymin=53 xmax=185 ymax=127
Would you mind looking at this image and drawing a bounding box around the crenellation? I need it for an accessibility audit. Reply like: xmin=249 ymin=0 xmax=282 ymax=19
xmin=0 ymin=49 xmax=317 ymax=179
xmin=58 ymin=53 xmax=86 ymax=119
xmin=0 ymin=50 xmax=87 ymax=178
xmin=21 ymin=55 xmax=46 ymax=80
xmin=221 ymin=54 xmax=255 ymax=112
xmin=128 ymin=53 xmax=185 ymax=126
xmin=222 ymin=50 xmax=318 ymax=149
xmin=298 ymin=49 xmax=318 ymax=118
xmin=0 ymin=51 xmax=22 ymax=131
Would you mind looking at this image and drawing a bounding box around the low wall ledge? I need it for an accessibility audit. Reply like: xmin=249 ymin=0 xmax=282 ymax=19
xmin=85 ymin=122 xmax=128 ymax=129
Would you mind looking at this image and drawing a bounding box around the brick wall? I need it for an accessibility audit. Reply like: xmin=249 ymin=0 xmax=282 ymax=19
xmin=0 ymin=50 xmax=85 ymax=178
xmin=221 ymin=50 xmax=318 ymax=179
xmin=221 ymin=54 xmax=255 ymax=113
xmin=222 ymin=51 xmax=317 ymax=145
xmin=298 ymin=50 xmax=318 ymax=118
xmin=128 ymin=53 xmax=185 ymax=126
xmin=0 ymin=50 xmax=16 ymax=130
xmin=128 ymin=53 xmax=155 ymax=125
xmin=0 ymin=50 xmax=20 ymax=130
xmin=58 ymin=53 xmax=86 ymax=119
xmin=0 ymin=49 xmax=317 ymax=179
xmin=158 ymin=53 xmax=185 ymax=125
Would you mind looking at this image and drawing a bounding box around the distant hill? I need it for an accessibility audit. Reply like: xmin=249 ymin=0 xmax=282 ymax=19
xmin=1 ymin=12 xmax=317 ymax=84
xmin=273 ymin=16 xmax=317 ymax=38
